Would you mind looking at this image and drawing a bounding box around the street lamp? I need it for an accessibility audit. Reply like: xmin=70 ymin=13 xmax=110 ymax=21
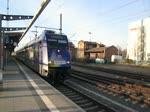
xmin=89 ymin=32 xmax=92 ymax=41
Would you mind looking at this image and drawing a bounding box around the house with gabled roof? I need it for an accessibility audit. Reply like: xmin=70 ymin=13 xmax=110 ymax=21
xmin=78 ymin=40 xmax=98 ymax=59
xmin=77 ymin=40 xmax=118 ymax=62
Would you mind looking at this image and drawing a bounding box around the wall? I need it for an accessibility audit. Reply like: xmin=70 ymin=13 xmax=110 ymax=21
xmin=105 ymin=46 xmax=118 ymax=61
xmin=127 ymin=17 xmax=150 ymax=63
xmin=78 ymin=40 xmax=85 ymax=59
xmin=143 ymin=18 xmax=150 ymax=62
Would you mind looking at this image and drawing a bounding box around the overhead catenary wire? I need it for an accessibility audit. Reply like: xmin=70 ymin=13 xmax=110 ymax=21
xmin=77 ymin=0 xmax=141 ymax=29
xmin=87 ymin=8 xmax=150 ymax=31
xmin=6 ymin=0 xmax=9 ymax=27
xmin=34 ymin=0 xmax=64 ymax=32
xmin=19 ymin=0 xmax=51 ymax=41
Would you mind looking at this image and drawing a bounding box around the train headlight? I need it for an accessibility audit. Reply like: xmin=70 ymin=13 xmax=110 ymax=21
xmin=48 ymin=61 xmax=53 ymax=64
xmin=66 ymin=61 xmax=70 ymax=64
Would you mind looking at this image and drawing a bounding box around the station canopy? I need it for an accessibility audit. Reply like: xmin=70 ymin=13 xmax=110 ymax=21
xmin=3 ymin=32 xmax=23 ymax=52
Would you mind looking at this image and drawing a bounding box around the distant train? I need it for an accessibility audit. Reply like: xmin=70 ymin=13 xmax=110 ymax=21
xmin=15 ymin=30 xmax=71 ymax=84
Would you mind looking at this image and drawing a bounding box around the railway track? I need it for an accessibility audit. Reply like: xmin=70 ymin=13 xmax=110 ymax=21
xmin=70 ymin=70 xmax=150 ymax=106
xmin=55 ymin=83 xmax=116 ymax=112
xmin=44 ymin=63 xmax=150 ymax=112
xmin=62 ymin=69 xmax=150 ymax=112
xmin=72 ymin=63 xmax=150 ymax=82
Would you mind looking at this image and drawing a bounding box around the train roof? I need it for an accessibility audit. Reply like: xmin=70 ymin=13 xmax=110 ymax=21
xmin=15 ymin=30 xmax=67 ymax=52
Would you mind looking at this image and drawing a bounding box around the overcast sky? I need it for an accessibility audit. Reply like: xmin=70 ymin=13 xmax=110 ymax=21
xmin=0 ymin=0 xmax=150 ymax=50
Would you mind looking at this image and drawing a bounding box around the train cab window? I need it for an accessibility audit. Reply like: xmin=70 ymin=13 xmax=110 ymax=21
xmin=58 ymin=40 xmax=67 ymax=44
xmin=58 ymin=40 xmax=68 ymax=48
xmin=47 ymin=39 xmax=57 ymax=48
xmin=47 ymin=34 xmax=68 ymax=48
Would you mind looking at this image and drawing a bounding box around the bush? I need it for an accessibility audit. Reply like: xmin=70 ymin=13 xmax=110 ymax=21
xmin=76 ymin=58 xmax=95 ymax=63
xmin=124 ymin=58 xmax=135 ymax=64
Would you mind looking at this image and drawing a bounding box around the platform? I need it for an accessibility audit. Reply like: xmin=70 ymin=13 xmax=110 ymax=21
xmin=72 ymin=62 xmax=150 ymax=76
xmin=0 ymin=57 xmax=85 ymax=112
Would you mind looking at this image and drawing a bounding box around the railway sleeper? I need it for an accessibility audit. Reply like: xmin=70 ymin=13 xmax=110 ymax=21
xmin=98 ymin=84 xmax=123 ymax=95
xmin=143 ymin=93 xmax=150 ymax=99
xmin=123 ymin=93 xmax=150 ymax=106
xmin=130 ymin=95 xmax=143 ymax=102
xmin=62 ymin=92 xmax=77 ymax=96
xmin=75 ymin=99 xmax=89 ymax=105
xmin=111 ymin=84 xmax=120 ymax=89
xmin=133 ymin=85 xmax=150 ymax=92
xmin=97 ymin=84 xmax=106 ymax=89
xmin=125 ymin=83 xmax=133 ymax=88
xmin=67 ymin=94 xmax=81 ymax=99
xmin=107 ymin=87 xmax=122 ymax=95
xmin=144 ymin=100 xmax=150 ymax=105
xmin=140 ymin=87 xmax=150 ymax=92
xmin=97 ymin=83 xmax=150 ymax=105
xmin=79 ymin=102 xmax=94 ymax=108
xmin=84 ymin=105 xmax=100 ymax=112
xmin=121 ymin=86 xmax=137 ymax=94
xmin=122 ymin=92 xmax=130 ymax=98
xmin=70 ymin=96 xmax=84 ymax=101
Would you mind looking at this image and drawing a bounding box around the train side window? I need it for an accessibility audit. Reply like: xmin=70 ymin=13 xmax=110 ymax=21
xmin=39 ymin=42 xmax=42 ymax=48
xmin=34 ymin=43 xmax=39 ymax=61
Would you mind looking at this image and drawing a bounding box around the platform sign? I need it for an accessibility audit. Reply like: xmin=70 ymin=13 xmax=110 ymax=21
xmin=0 ymin=70 xmax=2 ymax=83
xmin=147 ymin=53 xmax=150 ymax=58
xmin=5 ymin=38 xmax=9 ymax=44
xmin=13 ymin=42 xmax=17 ymax=46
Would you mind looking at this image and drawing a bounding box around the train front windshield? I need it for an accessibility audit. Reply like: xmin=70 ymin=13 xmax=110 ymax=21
xmin=46 ymin=35 xmax=68 ymax=48
xmin=46 ymin=34 xmax=70 ymax=66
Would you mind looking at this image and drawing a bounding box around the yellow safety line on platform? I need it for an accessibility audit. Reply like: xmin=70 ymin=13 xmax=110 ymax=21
xmin=3 ymin=71 xmax=19 ymax=74
xmin=16 ymin=61 xmax=60 ymax=112
xmin=0 ymin=70 xmax=2 ymax=84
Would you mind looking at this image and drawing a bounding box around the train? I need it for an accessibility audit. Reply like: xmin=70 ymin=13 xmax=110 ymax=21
xmin=15 ymin=30 xmax=71 ymax=84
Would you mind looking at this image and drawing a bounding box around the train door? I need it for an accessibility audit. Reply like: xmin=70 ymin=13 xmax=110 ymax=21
xmin=39 ymin=41 xmax=42 ymax=75
xmin=39 ymin=41 xmax=49 ymax=77
xmin=42 ymin=40 xmax=48 ymax=77
xmin=34 ymin=43 xmax=39 ymax=72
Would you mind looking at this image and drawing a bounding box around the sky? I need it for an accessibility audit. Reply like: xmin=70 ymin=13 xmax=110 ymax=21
xmin=0 ymin=0 xmax=150 ymax=50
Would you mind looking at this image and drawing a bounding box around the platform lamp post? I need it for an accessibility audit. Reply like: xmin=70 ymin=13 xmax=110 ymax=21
xmin=0 ymin=30 xmax=4 ymax=70
xmin=60 ymin=13 xmax=62 ymax=34
xmin=89 ymin=32 xmax=92 ymax=42
xmin=0 ymin=14 xmax=33 ymax=85
xmin=0 ymin=15 xmax=3 ymax=84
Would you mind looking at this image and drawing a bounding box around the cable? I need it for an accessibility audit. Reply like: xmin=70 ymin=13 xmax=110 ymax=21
xmin=78 ymin=0 xmax=141 ymax=29
xmin=36 ymin=0 xmax=64 ymax=29
xmin=7 ymin=0 xmax=9 ymax=27
xmin=84 ymin=0 xmax=150 ymax=31
xmin=88 ymin=9 xmax=150 ymax=32
xmin=6 ymin=0 xmax=41 ymax=28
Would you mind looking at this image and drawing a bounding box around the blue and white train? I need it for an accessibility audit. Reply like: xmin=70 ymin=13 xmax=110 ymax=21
xmin=16 ymin=30 xmax=71 ymax=84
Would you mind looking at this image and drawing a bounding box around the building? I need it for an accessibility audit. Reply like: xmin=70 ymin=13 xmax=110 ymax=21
xmin=78 ymin=40 xmax=97 ymax=59
xmin=127 ymin=17 xmax=150 ymax=64
xmin=69 ymin=42 xmax=76 ymax=61
xmin=86 ymin=45 xmax=118 ymax=62
xmin=78 ymin=40 xmax=118 ymax=62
